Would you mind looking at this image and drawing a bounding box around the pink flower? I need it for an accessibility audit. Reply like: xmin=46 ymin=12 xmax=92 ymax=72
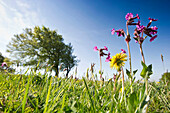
xmin=136 ymin=20 xmax=145 ymax=32
xmin=125 ymin=13 xmax=133 ymax=20
xmin=121 ymin=49 xmax=126 ymax=53
xmin=150 ymin=26 xmax=158 ymax=35
xmin=2 ymin=62 xmax=7 ymax=67
xmin=150 ymin=35 xmax=157 ymax=42
xmin=94 ymin=46 xmax=98 ymax=51
xmin=104 ymin=46 xmax=108 ymax=51
xmin=105 ymin=52 xmax=111 ymax=62
xmin=151 ymin=26 xmax=158 ymax=30
xmin=111 ymin=28 xmax=115 ymax=35
xmin=115 ymin=29 xmax=125 ymax=37
xmin=126 ymin=13 xmax=140 ymax=25
xmin=149 ymin=17 xmax=158 ymax=21
xmin=136 ymin=14 xmax=140 ymax=19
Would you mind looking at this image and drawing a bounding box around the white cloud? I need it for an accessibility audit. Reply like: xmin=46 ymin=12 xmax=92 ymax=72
xmin=0 ymin=0 xmax=44 ymax=57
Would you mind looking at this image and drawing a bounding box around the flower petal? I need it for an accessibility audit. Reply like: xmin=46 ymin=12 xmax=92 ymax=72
xmin=150 ymin=35 xmax=157 ymax=42
xmin=104 ymin=46 xmax=108 ymax=51
xmin=94 ymin=46 xmax=98 ymax=51
xmin=111 ymin=28 xmax=115 ymax=35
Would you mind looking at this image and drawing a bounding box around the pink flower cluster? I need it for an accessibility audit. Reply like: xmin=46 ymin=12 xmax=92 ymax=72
xmin=94 ymin=46 xmax=111 ymax=62
xmin=94 ymin=47 xmax=126 ymax=62
xmin=112 ymin=13 xmax=158 ymax=43
xmin=111 ymin=28 xmax=125 ymax=37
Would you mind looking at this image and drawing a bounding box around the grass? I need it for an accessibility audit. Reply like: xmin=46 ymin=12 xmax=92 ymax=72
xmin=0 ymin=70 xmax=169 ymax=112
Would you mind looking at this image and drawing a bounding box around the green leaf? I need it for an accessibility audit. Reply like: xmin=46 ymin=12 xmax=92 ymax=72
xmin=22 ymin=75 xmax=31 ymax=113
xmin=140 ymin=61 xmax=147 ymax=78
xmin=144 ymin=36 xmax=147 ymax=40
xmin=128 ymin=92 xmax=137 ymax=112
xmin=126 ymin=69 xmax=131 ymax=79
xmin=147 ymin=64 xmax=153 ymax=78
xmin=43 ymin=77 xmax=52 ymax=113
xmin=133 ymin=69 xmax=138 ymax=75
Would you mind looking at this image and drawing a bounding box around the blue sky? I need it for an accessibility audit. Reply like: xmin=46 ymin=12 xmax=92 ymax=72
xmin=0 ymin=0 xmax=170 ymax=81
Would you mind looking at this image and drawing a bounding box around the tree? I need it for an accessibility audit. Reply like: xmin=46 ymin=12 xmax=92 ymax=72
xmin=0 ymin=52 xmax=4 ymax=64
xmin=61 ymin=43 xmax=79 ymax=78
xmin=7 ymin=26 xmax=78 ymax=77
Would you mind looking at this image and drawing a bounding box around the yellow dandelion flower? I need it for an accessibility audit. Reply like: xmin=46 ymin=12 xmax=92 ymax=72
xmin=118 ymin=79 xmax=122 ymax=83
xmin=119 ymin=87 xmax=125 ymax=93
xmin=110 ymin=53 xmax=127 ymax=70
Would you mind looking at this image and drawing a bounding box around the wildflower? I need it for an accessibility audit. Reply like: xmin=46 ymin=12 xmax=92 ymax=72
xmin=90 ymin=63 xmax=95 ymax=73
xmin=150 ymin=26 xmax=158 ymax=35
xmin=118 ymin=79 xmax=122 ymax=82
xmin=1 ymin=62 xmax=7 ymax=67
xmin=125 ymin=13 xmax=133 ymax=20
xmin=136 ymin=21 xmax=145 ymax=32
xmin=94 ymin=46 xmax=109 ymax=79
xmin=161 ymin=54 xmax=163 ymax=62
xmin=94 ymin=46 xmax=98 ymax=51
xmin=109 ymin=78 xmax=112 ymax=81
xmin=156 ymin=82 xmax=160 ymax=84
xmin=121 ymin=49 xmax=126 ymax=54
xmin=136 ymin=14 xmax=140 ymax=19
xmin=150 ymin=35 xmax=157 ymax=42
xmin=105 ymin=52 xmax=111 ymax=62
xmin=110 ymin=53 xmax=127 ymax=70
xmin=119 ymin=87 xmax=125 ymax=93
xmin=115 ymin=29 xmax=125 ymax=37
xmin=111 ymin=28 xmax=115 ymax=35
xmin=134 ymin=19 xmax=158 ymax=43
xmin=126 ymin=13 xmax=140 ymax=25
xmin=147 ymin=18 xmax=158 ymax=28
xmin=148 ymin=17 xmax=158 ymax=21
xmin=104 ymin=46 xmax=108 ymax=51
xmin=144 ymin=28 xmax=157 ymax=37
xmin=113 ymin=74 xmax=116 ymax=81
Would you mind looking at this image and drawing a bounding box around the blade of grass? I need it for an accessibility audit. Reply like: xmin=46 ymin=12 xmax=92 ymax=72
xmin=22 ymin=75 xmax=31 ymax=113
xmin=43 ymin=77 xmax=52 ymax=113
xmin=83 ymin=77 xmax=95 ymax=113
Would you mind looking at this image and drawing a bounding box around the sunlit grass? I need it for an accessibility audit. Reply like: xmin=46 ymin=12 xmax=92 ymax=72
xmin=0 ymin=69 xmax=169 ymax=112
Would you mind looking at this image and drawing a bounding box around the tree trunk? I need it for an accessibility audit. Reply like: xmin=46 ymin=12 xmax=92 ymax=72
xmin=66 ymin=69 xmax=70 ymax=78
xmin=55 ymin=66 xmax=59 ymax=77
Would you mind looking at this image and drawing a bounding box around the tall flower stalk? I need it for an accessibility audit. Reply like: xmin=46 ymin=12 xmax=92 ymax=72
xmin=111 ymin=13 xmax=140 ymax=93
xmin=121 ymin=66 xmax=125 ymax=100
xmin=94 ymin=46 xmax=110 ymax=80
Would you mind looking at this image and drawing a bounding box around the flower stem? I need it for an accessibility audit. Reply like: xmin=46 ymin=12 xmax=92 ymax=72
xmin=126 ymin=41 xmax=133 ymax=93
xmin=99 ymin=55 xmax=102 ymax=79
xmin=145 ymin=79 xmax=148 ymax=95
xmin=140 ymin=44 xmax=145 ymax=64
xmin=121 ymin=67 xmax=125 ymax=102
xmin=126 ymin=23 xmax=129 ymax=35
xmin=121 ymin=67 xmax=125 ymax=93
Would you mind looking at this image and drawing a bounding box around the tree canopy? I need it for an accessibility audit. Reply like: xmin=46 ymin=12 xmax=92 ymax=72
xmin=7 ymin=26 xmax=78 ymax=77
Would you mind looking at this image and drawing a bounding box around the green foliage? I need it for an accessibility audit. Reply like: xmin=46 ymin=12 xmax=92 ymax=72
xmin=3 ymin=57 xmax=13 ymax=67
xmin=61 ymin=43 xmax=79 ymax=77
xmin=6 ymin=26 xmax=78 ymax=76
xmin=126 ymin=69 xmax=138 ymax=79
xmin=160 ymin=72 xmax=170 ymax=83
xmin=140 ymin=61 xmax=153 ymax=79
xmin=0 ymin=69 xmax=169 ymax=112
